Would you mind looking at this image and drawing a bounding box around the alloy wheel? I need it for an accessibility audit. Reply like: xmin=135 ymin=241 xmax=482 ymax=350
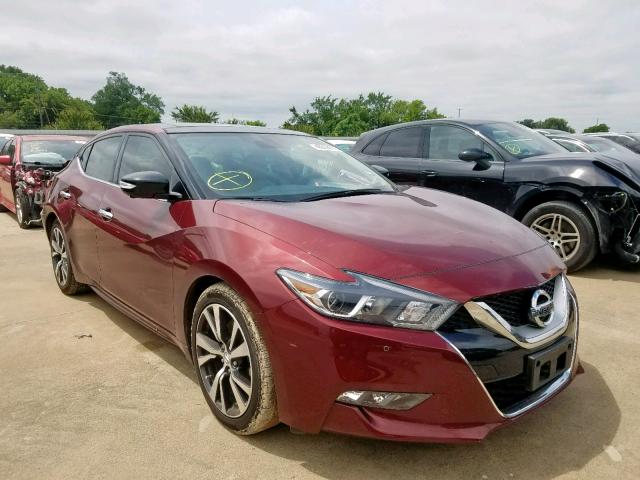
xmin=196 ymin=304 xmax=253 ymax=418
xmin=50 ymin=226 xmax=69 ymax=286
xmin=531 ymin=213 xmax=581 ymax=262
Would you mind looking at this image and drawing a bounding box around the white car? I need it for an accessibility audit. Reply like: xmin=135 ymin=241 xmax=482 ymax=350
xmin=326 ymin=138 xmax=356 ymax=153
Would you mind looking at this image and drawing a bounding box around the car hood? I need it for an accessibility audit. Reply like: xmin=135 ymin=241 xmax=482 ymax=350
xmin=523 ymin=152 xmax=640 ymax=189
xmin=214 ymin=187 xmax=550 ymax=281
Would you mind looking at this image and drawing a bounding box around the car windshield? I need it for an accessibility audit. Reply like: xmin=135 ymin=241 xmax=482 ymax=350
xmin=20 ymin=139 xmax=86 ymax=165
xmin=171 ymin=132 xmax=394 ymax=201
xmin=477 ymin=122 xmax=567 ymax=159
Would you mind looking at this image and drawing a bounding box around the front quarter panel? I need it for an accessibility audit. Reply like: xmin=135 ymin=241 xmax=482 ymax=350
xmin=171 ymin=200 xmax=348 ymax=349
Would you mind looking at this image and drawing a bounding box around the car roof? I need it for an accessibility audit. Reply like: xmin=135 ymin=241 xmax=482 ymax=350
xmin=357 ymin=119 xmax=524 ymax=138
xmin=102 ymin=123 xmax=310 ymax=136
xmin=17 ymin=135 xmax=89 ymax=141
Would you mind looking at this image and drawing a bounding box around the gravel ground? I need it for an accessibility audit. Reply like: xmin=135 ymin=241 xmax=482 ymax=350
xmin=0 ymin=212 xmax=638 ymax=480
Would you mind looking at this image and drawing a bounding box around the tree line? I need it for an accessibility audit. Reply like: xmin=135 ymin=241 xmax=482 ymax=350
xmin=0 ymin=66 xmax=265 ymax=130
xmin=0 ymin=65 xmax=610 ymax=134
xmin=517 ymin=117 xmax=609 ymax=134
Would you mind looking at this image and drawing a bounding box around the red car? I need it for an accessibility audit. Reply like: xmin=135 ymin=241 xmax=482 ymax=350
xmin=0 ymin=134 xmax=87 ymax=228
xmin=41 ymin=124 xmax=580 ymax=442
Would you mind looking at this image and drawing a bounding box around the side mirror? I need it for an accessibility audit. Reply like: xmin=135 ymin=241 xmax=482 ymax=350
xmin=0 ymin=155 xmax=11 ymax=166
xmin=458 ymin=148 xmax=492 ymax=170
xmin=119 ymin=171 xmax=182 ymax=200
xmin=371 ymin=164 xmax=390 ymax=177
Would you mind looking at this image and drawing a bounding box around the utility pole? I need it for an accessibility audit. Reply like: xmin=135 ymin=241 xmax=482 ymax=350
xmin=457 ymin=108 xmax=462 ymax=118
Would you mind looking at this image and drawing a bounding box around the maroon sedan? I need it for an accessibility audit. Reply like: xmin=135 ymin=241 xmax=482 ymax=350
xmin=41 ymin=124 xmax=580 ymax=442
xmin=0 ymin=134 xmax=87 ymax=228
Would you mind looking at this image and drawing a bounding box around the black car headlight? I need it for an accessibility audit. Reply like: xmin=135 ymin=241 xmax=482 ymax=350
xmin=277 ymin=269 xmax=458 ymax=330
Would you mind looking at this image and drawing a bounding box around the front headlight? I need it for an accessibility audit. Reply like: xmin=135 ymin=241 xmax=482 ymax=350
xmin=277 ymin=269 xmax=458 ymax=331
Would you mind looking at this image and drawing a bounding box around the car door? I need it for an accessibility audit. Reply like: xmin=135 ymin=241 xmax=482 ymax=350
xmin=422 ymin=124 xmax=510 ymax=210
xmin=96 ymin=134 xmax=185 ymax=333
xmin=62 ymin=136 xmax=123 ymax=284
xmin=358 ymin=127 xmax=425 ymax=185
xmin=0 ymin=139 xmax=16 ymax=209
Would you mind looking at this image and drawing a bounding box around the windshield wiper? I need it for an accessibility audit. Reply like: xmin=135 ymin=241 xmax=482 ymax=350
xmin=221 ymin=196 xmax=292 ymax=202
xmin=301 ymin=188 xmax=392 ymax=202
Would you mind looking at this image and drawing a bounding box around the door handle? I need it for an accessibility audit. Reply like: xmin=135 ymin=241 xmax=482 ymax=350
xmin=59 ymin=190 xmax=71 ymax=199
xmin=98 ymin=208 xmax=113 ymax=221
xmin=421 ymin=170 xmax=438 ymax=177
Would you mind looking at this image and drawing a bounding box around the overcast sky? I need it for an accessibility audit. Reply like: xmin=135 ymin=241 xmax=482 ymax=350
xmin=2 ymin=0 xmax=639 ymax=131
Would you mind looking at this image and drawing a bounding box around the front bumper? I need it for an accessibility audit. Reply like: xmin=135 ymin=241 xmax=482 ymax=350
xmin=263 ymin=283 xmax=579 ymax=443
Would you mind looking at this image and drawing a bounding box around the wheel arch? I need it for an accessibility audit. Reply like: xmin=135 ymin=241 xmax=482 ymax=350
xmin=513 ymin=187 xmax=607 ymax=251
xmin=44 ymin=211 xmax=59 ymax=239
xmin=180 ymin=263 xmax=267 ymax=357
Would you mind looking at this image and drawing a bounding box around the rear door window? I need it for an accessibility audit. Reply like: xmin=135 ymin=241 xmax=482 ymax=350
xmin=362 ymin=133 xmax=389 ymax=156
xmin=379 ymin=127 xmax=423 ymax=157
xmin=84 ymin=136 xmax=123 ymax=182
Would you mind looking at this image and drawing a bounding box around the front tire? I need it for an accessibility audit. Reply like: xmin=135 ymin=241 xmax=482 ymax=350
xmin=523 ymin=201 xmax=597 ymax=272
xmin=15 ymin=189 xmax=31 ymax=229
xmin=49 ymin=220 xmax=86 ymax=295
xmin=191 ymin=283 xmax=278 ymax=435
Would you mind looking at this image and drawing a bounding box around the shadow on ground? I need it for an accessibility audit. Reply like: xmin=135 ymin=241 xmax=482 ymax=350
xmin=572 ymin=254 xmax=640 ymax=283
xmin=70 ymin=292 xmax=197 ymax=383
xmin=72 ymin=290 xmax=620 ymax=480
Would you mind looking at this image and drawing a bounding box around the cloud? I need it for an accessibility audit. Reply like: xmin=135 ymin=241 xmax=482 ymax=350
xmin=1 ymin=0 xmax=639 ymax=131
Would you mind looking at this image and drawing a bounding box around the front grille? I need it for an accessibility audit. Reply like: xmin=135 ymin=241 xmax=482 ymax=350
xmin=439 ymin=307 xmax=477 ymax=332
xmin=479 ymin=277 xmax=556 ymax=327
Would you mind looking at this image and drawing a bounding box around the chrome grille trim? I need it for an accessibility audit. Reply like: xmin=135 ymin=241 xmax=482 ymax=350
xmin=464 ymin=274 xmax=569 ymax=350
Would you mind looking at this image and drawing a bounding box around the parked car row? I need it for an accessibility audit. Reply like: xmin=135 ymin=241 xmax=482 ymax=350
xmin=3 ymin=122 xmax=580 ymax=443
xmin=350 ymin=120 xmax=640 ymax=271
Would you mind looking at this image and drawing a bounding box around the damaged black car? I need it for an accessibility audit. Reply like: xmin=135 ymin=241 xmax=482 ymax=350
xmin=351 ymin=120 xmax=640 ymax=271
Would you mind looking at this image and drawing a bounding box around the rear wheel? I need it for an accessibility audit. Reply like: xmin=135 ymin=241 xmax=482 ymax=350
xmin=49 ymin=220 xmax=86 ymax=295
xmin=191 ymin=283 xmax=278 ymax=435
xmin=523 ymin=201 xmax=597 ymax=272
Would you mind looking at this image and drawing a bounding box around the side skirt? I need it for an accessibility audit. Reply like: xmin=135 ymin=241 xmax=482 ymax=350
xmin=90 ymin=285 xmax=185 ymax=354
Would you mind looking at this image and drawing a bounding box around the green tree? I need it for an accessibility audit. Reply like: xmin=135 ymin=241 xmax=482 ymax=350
xmin=583 ymin=123 xmax=610 ymax=133
xmin=518 ymin=118 xmax=538 ymax=129
xmin=171 ymin=104 xmax=218 ymax=123
xmin=282 ymin=92 xmax=444 ymax=136
xmin=224 ymin=118 xmax=266 ymax=126
xmin=0 ymin=65 xmax=71 ymax=128
xmin=92 ymin=72 xmax=164 ymax=128
xmin=517 ymin=117 xmax=575 ymax=133
xmin=539 ymin=117 xmax=575 ymax=133
xmin=51 ymin=100 xmax=103 ymax=130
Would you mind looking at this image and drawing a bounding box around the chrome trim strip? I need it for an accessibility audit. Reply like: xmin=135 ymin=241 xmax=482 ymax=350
xmin=464 ymin=275 xmax=570 ymax=350
xmin=437 ymin=284 xmax=578 ymax=419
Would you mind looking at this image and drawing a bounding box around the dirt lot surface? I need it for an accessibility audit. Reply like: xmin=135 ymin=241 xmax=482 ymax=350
xmin=0 ymin=212 xmax=638 ymax=480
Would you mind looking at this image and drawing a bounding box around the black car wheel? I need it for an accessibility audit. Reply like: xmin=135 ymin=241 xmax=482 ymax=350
xmin=523 ymin=201 xmax=597 ymax=272
xmin=191 ymin=283 xmax=278 ymax=435
xmin=15 ymin=189 xmax=31 ymax=229
xmin=49 ymin=220 xmax=86 ymax=295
